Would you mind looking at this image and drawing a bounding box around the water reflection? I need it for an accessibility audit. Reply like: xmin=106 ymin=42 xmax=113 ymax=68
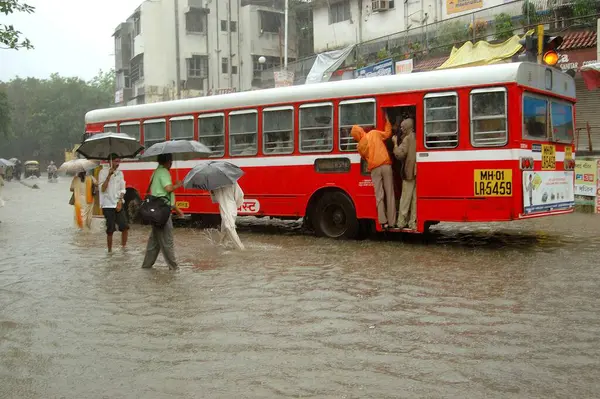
xmin=0 ymin=179 xmax=599 ymax=398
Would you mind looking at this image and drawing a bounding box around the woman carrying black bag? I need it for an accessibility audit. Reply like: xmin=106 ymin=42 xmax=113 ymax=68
xmin=141 ymin=153 xmax=184 ymax=270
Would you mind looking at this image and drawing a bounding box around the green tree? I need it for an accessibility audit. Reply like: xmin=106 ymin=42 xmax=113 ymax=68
xmin=0 ymin=87 xmax=9 ymax=137
xmin=1 ymin=0 xmax=35 ymax=50
xmin=0 ymin=71 xmax=114 ymax=163
xmin=494 ymin=13 xmax=515 ymax=42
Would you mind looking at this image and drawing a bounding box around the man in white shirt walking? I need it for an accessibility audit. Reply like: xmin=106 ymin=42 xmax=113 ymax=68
xmin=98 ymin=154 xmax=129 ymax=252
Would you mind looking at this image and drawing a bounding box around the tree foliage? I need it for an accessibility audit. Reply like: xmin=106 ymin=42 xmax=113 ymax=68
xmin=1 ymin=0 xmax=35 ymax=50
xmin=0 ymin=70 xmax=115 ymax=163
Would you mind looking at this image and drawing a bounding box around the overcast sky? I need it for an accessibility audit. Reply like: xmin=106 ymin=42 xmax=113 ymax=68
xmin=1 ymin=0 xmax=144 ymax=82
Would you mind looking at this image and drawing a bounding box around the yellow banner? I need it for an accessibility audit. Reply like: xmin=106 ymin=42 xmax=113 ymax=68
xmin=438 ymin=30 xmax=535 ymax=70
xmin=447 ymin=0 xmax=483 ymax=15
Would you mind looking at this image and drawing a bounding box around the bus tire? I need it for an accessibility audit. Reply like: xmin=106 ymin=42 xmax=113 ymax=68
xmin=314 ymin=191 xmax=359 ymax=239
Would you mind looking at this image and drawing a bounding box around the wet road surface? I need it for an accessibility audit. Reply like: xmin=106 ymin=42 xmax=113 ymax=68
xmin=0 ymin=179 xmax=599 ymax=398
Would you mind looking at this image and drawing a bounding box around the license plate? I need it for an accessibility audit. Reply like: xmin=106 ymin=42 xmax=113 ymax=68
xmin=474 ymin=169 xmax=513 ymax=197
xmin=176 ymin=201 xmax=189 ymax=209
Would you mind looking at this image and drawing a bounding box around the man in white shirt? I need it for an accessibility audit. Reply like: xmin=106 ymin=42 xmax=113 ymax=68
xmin=98 ymin=154 xmax=129 ymax=252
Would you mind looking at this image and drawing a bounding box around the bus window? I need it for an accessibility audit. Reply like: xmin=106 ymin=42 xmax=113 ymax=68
xmin=119 ymin=121 xmax=140 ymax=141
xmin=424 ymin=93 xmax=458 ymax=149
xmin=550 ymin=101 xmax=574 ymax=143
xmin=143 ymin=119 xmax=166 ymax=148
xmin=470 ymin=88 xmax=508 ymax=147
xmin=299 ymin=103 xmax=333 ymax=153
xmin=229 ymin=110 xmax=258 ymax=157
xmin=523 ymin=95 xmax=548 ymax=140
xmin=339 ymin=99 xmax=375 ymax=152
xmin=104 ymin=123 xmax=117 ymax=133
xmin=170 ymin=116 xmax=194 ymax=141
xmin=263 ymin=106 xmax=294 ymax=155
xmin=198 ymin=113 xmax=225 ymax=157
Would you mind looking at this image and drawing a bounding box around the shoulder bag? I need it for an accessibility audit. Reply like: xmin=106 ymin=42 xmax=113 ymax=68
xmin=138 ymin=172 xmax=172 ymax=228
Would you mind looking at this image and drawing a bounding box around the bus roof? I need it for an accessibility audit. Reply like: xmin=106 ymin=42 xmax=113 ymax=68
xmin=86 ymin=62 xmax=576 ymax=124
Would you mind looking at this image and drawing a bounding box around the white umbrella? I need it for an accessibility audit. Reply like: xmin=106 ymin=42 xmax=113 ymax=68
xmin=0 ymin=158 xmax=15 ymax=167
xmin=76 ymin=132 xmax=144 ymax=160
xmin=58 ymin=159 xmax=99 ymax=175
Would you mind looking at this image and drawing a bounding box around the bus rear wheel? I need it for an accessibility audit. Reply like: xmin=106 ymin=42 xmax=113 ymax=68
xmin=314 ymin=192 xmax=359 ymax=239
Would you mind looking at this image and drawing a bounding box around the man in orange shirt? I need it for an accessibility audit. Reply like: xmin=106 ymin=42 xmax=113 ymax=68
xmin=351 ymin=116 xmax=396 ymax=229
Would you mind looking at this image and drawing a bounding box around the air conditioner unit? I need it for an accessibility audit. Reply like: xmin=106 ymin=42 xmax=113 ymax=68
xmin=372 ymin=0 xmax=391 ymax=12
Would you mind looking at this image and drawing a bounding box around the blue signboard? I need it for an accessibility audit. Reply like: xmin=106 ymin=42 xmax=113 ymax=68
xmin=355 ymin=58 xmax=395 ymax=79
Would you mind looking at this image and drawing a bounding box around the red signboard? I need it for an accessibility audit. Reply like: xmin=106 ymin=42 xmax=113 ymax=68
xmin=557 ymin=48 xmax=597 ymax=74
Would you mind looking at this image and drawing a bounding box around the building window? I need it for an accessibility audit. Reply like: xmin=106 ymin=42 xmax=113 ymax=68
xmin=170 ymin=116 xmax=194 ymax=141
xmin=221 ymin=20 xmax=227 ymax=31
xmin=199 ymin=114 xmax=225 ymax=157
xmin=221 ymin=57 xmax=229 ymax=74
xmin=260 ymin=11 xmax=281 ymax=33
xmin=424 ymin=93 xmax=458 ymax=149
xmin=133 ymin=14 xmax=141 ymax=36
xmin=130 ymin=55 xmax=144 ymax=84
xmin=470 ymin=88 xmax=508 ymax=147
xmin=143 ymin=119 xmax=166 ymax=148
xmin=230 ymin=21 xmax=237 ymax=32
xmin=229 ymin=111 xmax=258 ymax=156
xmin=371 ymin=0 xmax=395 ymax=10
xmin=188 ymin=55 xmax=208 ymax=78
xmin=329 ymin=0 xmax=351 ymax=24
xmin=119 ymin=122 xmax=140 ymax=141
xmin=263 ymin=107 xmax=294 ymax=155
xmin=300 ymin=103 xmax=333 ymax=153
xmin=339 ymin=99 xmax=376 ymax=152
xmin=186 ymin=9 xmax=206 ymax=33
xmin=115 ymin=35 xmax=122 ymax=52
xmin=232 ymin=66 xmax=238 ymax=75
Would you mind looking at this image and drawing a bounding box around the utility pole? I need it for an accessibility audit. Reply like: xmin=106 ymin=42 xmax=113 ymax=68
xmin=174 ymin=0 xmax=182 ymax=99
xmin=284 ymin=0 xmax=288 ymax=70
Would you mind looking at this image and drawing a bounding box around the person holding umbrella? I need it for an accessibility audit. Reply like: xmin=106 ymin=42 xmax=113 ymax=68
xmin=77 ymin=132 xmax=144 ymax=252
xmin=138 ymin=139 xmax=212 ymax=270
xmin=61 ymin=159 xmax=99 ymax=229
xmin=141 ymin=153 xmax=184 ymax=270
xmin=183 ymin=160 xmax=246 ymax=250
xmin=98 ymin=154 xmax=129 ymax=252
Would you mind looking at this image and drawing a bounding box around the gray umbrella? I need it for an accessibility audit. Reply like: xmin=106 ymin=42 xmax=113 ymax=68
xmin=140 ymin=140 xmax=212 ymax=161
xmin=76 ymin=132 xmax=144 ymax=160
xmin=183 ymin=161 xmax=244 ymax=191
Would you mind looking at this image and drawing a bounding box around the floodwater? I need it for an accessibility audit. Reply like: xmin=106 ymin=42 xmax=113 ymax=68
xmin=0 ymin=178 xmax=599 ymax=399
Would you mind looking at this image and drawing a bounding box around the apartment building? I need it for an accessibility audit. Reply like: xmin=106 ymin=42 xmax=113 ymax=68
xmin=113 ymin=0 xmax=297 ymax=106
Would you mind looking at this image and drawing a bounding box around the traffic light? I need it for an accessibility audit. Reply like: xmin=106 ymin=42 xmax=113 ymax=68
xmin=541 ymin=35 xmax=563 ymax=66
xmin=518 ymin=34 xmax=538 ymax=63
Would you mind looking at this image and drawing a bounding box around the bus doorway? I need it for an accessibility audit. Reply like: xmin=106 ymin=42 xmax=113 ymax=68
xmin=383 ymin=105 xmax=417 ymax=214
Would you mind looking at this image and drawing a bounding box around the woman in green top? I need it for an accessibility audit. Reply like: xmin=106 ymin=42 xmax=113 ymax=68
xmin=141 ymin=153 xmax=184 ymax=270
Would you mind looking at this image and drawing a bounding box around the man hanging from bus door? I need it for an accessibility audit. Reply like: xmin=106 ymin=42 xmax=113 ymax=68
xmin=351 ymin=115 xmax=396 ymax=230
xmin=392 ymin=118 xmax=417 ymax=230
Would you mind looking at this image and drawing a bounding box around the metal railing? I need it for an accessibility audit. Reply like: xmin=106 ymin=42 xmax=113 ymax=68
xmin=576 ymin=123 xmax=600 ymax=154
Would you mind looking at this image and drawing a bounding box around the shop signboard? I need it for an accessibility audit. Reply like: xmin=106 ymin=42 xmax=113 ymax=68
xmin=575 ymin=158 xmax=597 ymax=197
xmin=355 ymin=58 xmax=394 ymax=79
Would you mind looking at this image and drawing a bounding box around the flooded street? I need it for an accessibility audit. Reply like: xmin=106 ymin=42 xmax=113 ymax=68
xmin=1 ymin=178 xmax=599 ymax=398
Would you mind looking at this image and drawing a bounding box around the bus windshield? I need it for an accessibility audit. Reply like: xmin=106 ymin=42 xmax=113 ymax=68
xmin=523 ymin=93 xmax=574 ymax=143
xmin=550 ymin=101 xmax=574 ymax=143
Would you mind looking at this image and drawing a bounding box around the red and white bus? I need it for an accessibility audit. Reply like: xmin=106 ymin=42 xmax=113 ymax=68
xmin=84 ymin=62 xmax=576 ymax=238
